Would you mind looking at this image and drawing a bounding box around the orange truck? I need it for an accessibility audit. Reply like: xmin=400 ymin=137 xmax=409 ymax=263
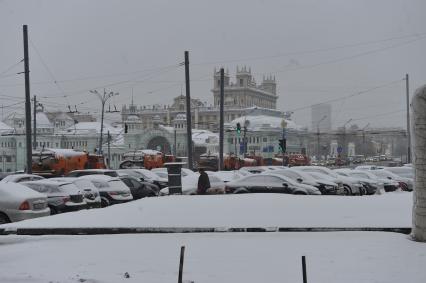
xmin=121 ymin=149 xmax=166 ymax=169
xmin=32 ymin=149 xmax=106 ymax=177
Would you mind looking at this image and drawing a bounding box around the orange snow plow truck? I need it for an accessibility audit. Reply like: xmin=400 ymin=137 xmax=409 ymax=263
xmin=32 ymin=149 xmax=106 ymax=177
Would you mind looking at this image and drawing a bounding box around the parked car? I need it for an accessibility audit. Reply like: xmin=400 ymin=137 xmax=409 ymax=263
xmin=151 ymin=167 xmax=198 ymax=178
xmin=119 ymin=174 xmax=158 ymax=199
xmin=344 ymin=170 xmax=399 ymax=192
xmin=369 ymin=169 xmax=413 ymax=191
xmin=383 ymin=167 xmax=414 ymax=179
xmin=273 ymin=168 xmax=339 ymax=195
xmin=117 ymin=169 xmax=167 ymax=189
xmin=159 ymin=173 xmax=225 ymax=195
xmin=79 ymin=175 xmax=133 ymax=207
xmin=116 ymin=170 xmax=161 ymax=193
xmin=207 ymin=170 xmax=245 ymax=183
xmin=49 ymin=177 xmax=101 ymax=208
xmin=21 ymin=180 xmax=86 ymax=215
xmin=294 ymin=166 xmax=363 ymax=195
xmin=0 ymin=182 xmax=50 ymax=224
xmin=333 ymin=169 xmax=378 ymax=195
xmin=1 ymin=173 xmax=44 ymax=183
xmin=225 ymin=173 xmax=321 ymax=195
xmin=66 ymin=169 xmax=118 ymax=178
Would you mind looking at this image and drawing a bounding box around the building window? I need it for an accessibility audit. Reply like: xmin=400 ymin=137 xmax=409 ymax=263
xmin=240 ymin=79 xmax=243 ymax=86
xmin=263 ymin=137 xmax=267 ymax=142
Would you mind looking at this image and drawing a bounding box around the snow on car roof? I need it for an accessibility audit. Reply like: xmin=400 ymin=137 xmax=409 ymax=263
xmin=0 ymin=182 xmax=45 ymax=199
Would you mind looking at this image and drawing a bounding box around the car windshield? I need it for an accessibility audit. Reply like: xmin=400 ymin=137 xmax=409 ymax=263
xmin=108 ymin=180 xmax=130 ymax=191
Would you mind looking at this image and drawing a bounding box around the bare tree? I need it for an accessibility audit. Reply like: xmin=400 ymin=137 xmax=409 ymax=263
xmin=412 ymin=84 xmax=426 ymax=241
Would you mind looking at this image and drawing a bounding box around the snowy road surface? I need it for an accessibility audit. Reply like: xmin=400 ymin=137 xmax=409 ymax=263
xmin=0 ymin=232 xmax=425 ymax=283
xmin=2 ymin=192 xmax=412 ymax=229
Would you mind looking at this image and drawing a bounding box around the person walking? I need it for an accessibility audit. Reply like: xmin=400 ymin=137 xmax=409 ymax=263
xmin=197 ymin=167 xmax=210 ymax=195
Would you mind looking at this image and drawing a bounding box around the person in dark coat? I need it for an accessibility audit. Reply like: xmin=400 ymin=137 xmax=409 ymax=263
xmin=197 ymin=167 xmax=211 ymax=195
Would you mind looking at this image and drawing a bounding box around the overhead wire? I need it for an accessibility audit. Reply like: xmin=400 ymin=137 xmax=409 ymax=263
xmin=0 ymin=59 xmax=24 ymax=78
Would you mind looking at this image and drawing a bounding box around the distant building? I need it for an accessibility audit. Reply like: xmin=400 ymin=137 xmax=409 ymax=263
xmin=122 ymin=66 xmax=281 ymax=132
xmin=212 ymin=66 xmax=278 ymax=109
xmin=311 ymin=103 xmax=332 ymax=132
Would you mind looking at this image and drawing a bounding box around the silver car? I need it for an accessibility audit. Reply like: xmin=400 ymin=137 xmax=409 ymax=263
xmin=0 ymin=182 xmax=50 ymax=224
xmin=50 ymin=177 xmax=102 ymax=209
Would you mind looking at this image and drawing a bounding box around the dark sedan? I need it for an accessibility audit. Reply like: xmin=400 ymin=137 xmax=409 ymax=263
xmin=119 ymin=175 xmax=158 ymax=199
xmin=225 ymin=174 xmax=321 ymax=195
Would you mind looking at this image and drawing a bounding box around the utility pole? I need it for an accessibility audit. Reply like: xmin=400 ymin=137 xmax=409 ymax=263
xmin=23 ymin=25 xmax=32 ymax=174
xmin=107 ymin=130 xmax=111 ymax=169
xmin=90 ymin=89 xmax=118 ymax=156
xmin=33 ymin=95 xmax=36 ymax=150
xmin=405 ymin=73 xmax=411 ymax=163
xmin=174 ymin=128 xmax=177 ymax=156
xmin=184 ymin=51 xmax=193 ymax=170
xmin=219 ymin=68 xmax=224 ymax=171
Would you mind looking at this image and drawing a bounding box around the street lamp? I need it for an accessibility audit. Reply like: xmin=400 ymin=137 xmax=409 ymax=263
xmin=90 ymin=89 xmax=119 ymax=154
xmin=362 ymin=123 xmax=370 ymax=157
xmin=316 ymin=115 xmax=327 ymax=161
xmin=342 ymin=118 xmax=352 ymax=158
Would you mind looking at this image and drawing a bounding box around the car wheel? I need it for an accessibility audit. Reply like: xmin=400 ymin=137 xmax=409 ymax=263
xmin=101 ymin=198 xmax=109 ymax=208
xmin=49 ymin=206 xmax=58 ymax=215
xmin=0 ymin=213 xmax=10 ymax=224
xmin=342 ymin=185 xmax=352 ymax=196
xmin=294 ymin=191 xmax=308 ymax=195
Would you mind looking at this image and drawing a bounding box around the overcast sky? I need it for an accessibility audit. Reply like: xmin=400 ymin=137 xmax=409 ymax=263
xmin=1 ymin=0 xmax=425 ymax=129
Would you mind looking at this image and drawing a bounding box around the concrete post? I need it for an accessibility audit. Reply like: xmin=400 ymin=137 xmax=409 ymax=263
xmin=412 ymin=84 xmax=426 ymax=241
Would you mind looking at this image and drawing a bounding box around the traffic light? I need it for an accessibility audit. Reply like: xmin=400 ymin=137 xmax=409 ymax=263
xmin=278 ymin=138 xmax=286 ymax=153
xmin=236 ymin=122 xmax=241 ymax=135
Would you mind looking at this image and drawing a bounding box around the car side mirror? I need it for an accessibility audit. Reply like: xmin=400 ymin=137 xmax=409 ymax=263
xmin=387 ymin=177 xmax=392 ymax=180
xmin=282 ymin=183 xmax=288 ymax=188
xmin=296 ymin=178 xmax=303 ymax=183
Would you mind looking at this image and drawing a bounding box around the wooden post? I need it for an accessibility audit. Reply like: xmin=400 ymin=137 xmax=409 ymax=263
xmin=178 ymin=246 xmax=185 ymax=283
xmin=302 ymin=255 xmax=307 ymax=283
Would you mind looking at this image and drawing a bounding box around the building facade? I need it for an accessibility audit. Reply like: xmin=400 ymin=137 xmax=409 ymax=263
xmin=121 ymin=67 xmax=282 ymax=132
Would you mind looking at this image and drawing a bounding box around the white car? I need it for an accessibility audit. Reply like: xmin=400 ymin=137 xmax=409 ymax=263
xmin=49 ymin=177 xmax=102 ymax=209
xmin=294 ymin=166 xmax=363 ymax=195
xmin=151 ymin=167 xmax=198 ymax=178
xmin=369 ymin=169 xmax=413 ymax=191
xmin=80 ymin=175 xmax=133 ymax=207
xmin=0 ymin=182 xmax=50 ymax=224
xmin=1 ymin=174 xmax=44 ymax=183
xmin=383 ymin=167 xmax=414 ymax=179
xmin=206 ymin=170 xmax=244 ymax=183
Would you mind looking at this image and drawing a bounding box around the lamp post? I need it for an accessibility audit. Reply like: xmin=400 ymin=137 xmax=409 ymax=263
xmin=361 ymin=123 xmax=370 ymax=157
xmin=281 ymin=119 xmax=287 ymax=166
xmin=316 ymin=115 xmax=327 ymax=161
xmin=342 ymin=118 xmax=352 ymax=158
xmin=90 ymin=89 xmax=119 ymax=154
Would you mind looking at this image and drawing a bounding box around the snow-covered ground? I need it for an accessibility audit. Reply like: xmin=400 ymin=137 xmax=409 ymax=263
xmin=0 ymin=192 xmax=420 ymax=282
xmin=0 ymin=232 xmax=425 ymax=283
xmin=2 ymin=192 xmax=412 ymax=229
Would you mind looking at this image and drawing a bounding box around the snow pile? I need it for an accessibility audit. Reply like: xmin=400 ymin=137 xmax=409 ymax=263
xmin=2 ymin=192 xmax=412 ymax=229
xmin=0 ymin=232 xmax=425 ymax=283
